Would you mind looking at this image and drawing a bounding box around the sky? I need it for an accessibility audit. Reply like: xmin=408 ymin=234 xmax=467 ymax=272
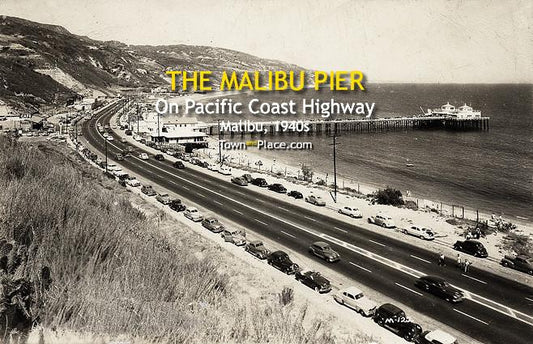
xmin=1 ymin=0 xmax=532 ymax=83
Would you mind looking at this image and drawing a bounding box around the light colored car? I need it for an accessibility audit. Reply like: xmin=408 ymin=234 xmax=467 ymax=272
xmin=156 ymin=193 xmax=172 ymax=205
xmin=305 ymin=194 xmax=326 ymax=206
xmin=106 ymin=163 xmax=120 ymax=172
xmin=184 ymin=207 xmax=203 ymax=222
xmin=138 ymin=153 xmax=149 ymax=160
xmin=120 ymin=137 xmax=127 ymax=143
xmin=126 ymin=177 xmax=141 ymax=187
xmin=221 ymin=229 xmax=246 ymax=246
xmin=334 ymin=286 xmax=377 ymax=317
xmin=368 ymin=213 xmax=395 ymax=228
xmin=403 ymin=225 xmax=435 ymax=240
xmin=207 ymin=164 xmax=220 ymax=172
xmin=106 ymin=135 xmax=114 ymax=141
xmin=218 ymin=166 xmax=232 ymax=175
xmin=415 ymin=329 xmax=457 ymax=344
xmin=338 ymin=206 xmax=363 ymax=218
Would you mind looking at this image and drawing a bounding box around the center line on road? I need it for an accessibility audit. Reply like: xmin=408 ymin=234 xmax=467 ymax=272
xmin=254 ymin=218 xmax=269 ymax=226
xmin=213 ymin=200 xmax=223 ymax=206
xmin=303 ymin=215 xmax=317 ymax=222
xmin=280 ymin=230 xmax=296 ymax=238
xmin=410 ymin=254 xmax=432 ymax=264
xmin=525 ymin=297 xmax=533 ymax=302
xmin=334 ymin=226 xmax=348 ymax=233
xmin=369 ymin=239 xmax=386 ymax=247
xmin=182 ymin=186 xmax=190 ymax=191
xmin=453 ymin=309 xmax=489 ymax=325
xmin=349 ymin=261 xmax=372 ymax=273
xmin=462 ymin=274 xmax=487 ymax=285
xmin=395 ymin=283 xmax=423 ymax=296
xmin=278 ymin=206 xmax=290 ymax=211
xmin=198 ymin=193 xmax=206 ymax=198
xmin=233 ymin=209 xmax=243 ymax=215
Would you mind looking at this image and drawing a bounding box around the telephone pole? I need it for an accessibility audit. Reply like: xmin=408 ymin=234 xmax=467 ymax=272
xmin=330 ymin=134 xmax=340 ymax=203
xmin=104 ymin=135 xmax=108 ymax=173
xmin=217 ymin=118 xmax=223 ymax=164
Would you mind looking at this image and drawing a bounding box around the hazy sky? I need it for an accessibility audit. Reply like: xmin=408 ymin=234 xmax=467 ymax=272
xmin=1 ymin=0 xmax=532 ymax=83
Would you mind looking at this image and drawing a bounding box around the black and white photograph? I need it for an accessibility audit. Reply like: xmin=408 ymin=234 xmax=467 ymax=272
xmin=0 ymin=1 xmax=531 ymax=343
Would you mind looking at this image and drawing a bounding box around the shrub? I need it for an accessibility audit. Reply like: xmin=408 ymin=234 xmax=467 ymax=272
xmin=278 ymin=287 xmax=294 ymax=306
xmin=372 ymin=187 xmax=404 ymax=206
xmin=502 ymin=233 xmax=532 ymax=256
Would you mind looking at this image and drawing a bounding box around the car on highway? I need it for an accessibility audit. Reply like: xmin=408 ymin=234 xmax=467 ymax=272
xmin=141 ymin=185 xmax=157 ymax=196
xmin=453 ymin=239 xmax=488 ymax=258
xmin=403 ymin=225 xmax=435 ymax=240
xmin=125 ymin=145 xmax=134 ymax=153
xmin=241 ymin=174 xmax=253 ymax=183
xmin=368 ymin=213 xmax=396 ymax=228
xmin=125 ymin=177 xmax=141 ymax=187
xmin=165 ymin=150 xmax=177 ymax=156
xmin=168 ymin=199 xmax=186 ymax=212
xmin=295 ymin=269 xmax=332 ymax=293
xmin=338 ymin=206 xmax=363 ymax=218
xmin=287 ymin=190 xmax=303 ymax=199
xmin=244 ymin=240 xmax=270 ymax=259
xmin=231 ymin=176 xmax=248 ymax=186
xmin=115 ymin=153 xmax=124 ymax=161
xmin=173 ymin=161 xmax=185 ymax=169
xmin=218 ymin=166 xmax=232 ymax=175
xmin=305 ymin=194 xmax=326 ymax=206
xmin=154 ymin=154 xmax=165 ymax=161
xmin=251 ymin=178 xmax=268 ymax=187
xmin=501 ymin=255 xmax=533 ymax=274
xmin=184 ymin=207 xmax=203 ymax=222
xmin=139 ymin=153 xmax=149 ymax=160
xmin=309 ymin=241 xmax=341 ymax=262
xmin=155 ymin=193 xmax=172 ymax=205
xmin=268 ymin=183 xmax=287 ymax=193
xmin=415 ymin=329 xmax=457 ymax=344
xmin=414 ymin=276 xmax=464 ymax=303
xmin=333 ymin=286 xmax=377 ymax=317
xmin=373 ymin=303 xmax=422 ymax=342
xmin=267 ymin=251 xmax=299 ymax=275
xmin=202 ymin=217 xmax=225 ymax=233
xmin=221 ymin=229 xmax=246 ymax=246
xmin=106 ymin=135 xmax=114 ymax=141
xmin=120 ymin=138 xmax=127 ymax=143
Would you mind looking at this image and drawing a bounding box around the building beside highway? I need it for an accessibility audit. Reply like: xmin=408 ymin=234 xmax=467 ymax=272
xmin=137 ymin=113 xmax=208 ymax=147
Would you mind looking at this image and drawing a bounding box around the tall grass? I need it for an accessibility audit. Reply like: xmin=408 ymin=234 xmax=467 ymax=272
xmin=0 ymin=137 xmax=371 ymax=344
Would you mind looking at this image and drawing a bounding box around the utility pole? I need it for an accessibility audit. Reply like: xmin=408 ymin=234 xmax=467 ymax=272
xmin=329 ymin=134 xmax=340 ymax=203
xmin=104 ymin=136 xmax=108 ymax=173
xmin=217 ymin=118 xmax=223 ymax=165
xmin=136 ymin=102 xmax=140 ymax=134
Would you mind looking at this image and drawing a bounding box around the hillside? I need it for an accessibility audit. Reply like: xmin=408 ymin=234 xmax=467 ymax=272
xmin=0 ymin=16 xmax=306 ymax=114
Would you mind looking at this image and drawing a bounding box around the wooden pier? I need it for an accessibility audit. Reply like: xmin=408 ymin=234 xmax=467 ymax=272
xmin=206 ymin=116 xmax=490 ymax=136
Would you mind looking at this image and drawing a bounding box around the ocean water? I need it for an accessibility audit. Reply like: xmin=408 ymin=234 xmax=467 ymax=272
xmin=193 ymin=84 xmax=533 ymax=221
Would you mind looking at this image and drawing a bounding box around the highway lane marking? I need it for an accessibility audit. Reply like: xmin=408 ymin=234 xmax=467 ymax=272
xmin=304 ymin=215 xmax=317 ymax=222
xmin=213 ymin=200 xmax=223 ymax=206
xmin=461 ymin=274 xmax=487 ymax=285
xmin=453 ymin=309 xmax=489 ymax=325
xmin=254 ymin=218 xmax=269 ymax=226
xmin=278 ymin=206 xmax=290 ymax=212
xmin=395 ymin=283 xmax=423 ymax=297
xmin=91 ymin=116 xmax=533 ymax=327
xmin=410 ymin=254 xmax=432 ymax=264
xmin=368 ymin=239 xmax=386 ymax=247
xmin=182 ymin=186 xmax=190 ymax=191
xmin=197 ymin=193 xmax=206 ymax=198
xmin=280 ymin=230 xmax=296 ymax=238
xmin=232 ymin=209 xmax=244 ymax=215
xmin=525 ymin=297 xmax=533 ymax=302
xmin=334 ymin=226 xmax=348 ymax=233
xmin=349 ymin=262 xmax=372 ymax=273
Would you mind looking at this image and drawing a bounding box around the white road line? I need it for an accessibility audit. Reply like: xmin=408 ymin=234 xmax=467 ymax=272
xmin=304 ymin=215 xmax=317 ymax=222
xmin=280 ymin=230 xmax=296 ymax=238
xmin=254 ymin=218 xmax=269 ymax=226
xmin=369 ymin=239 xmax=386 ymax=247
xmin=453 ymin=309 xmax=489 ymax=325
xmin=334 ymin=226 xmax=348 ymax=233
xmin=233 ymin=209 xmax=244 ymax=215
xmin=525 ymin=297 xmax=533 ymax=302
xmin=349 ymin=261 xmax=372 ymax=273
xmin=213 ymin=200 xmax=223 ymax=206
xmin=462 ymin=274 xmax=487 ymax=285
xmin=182 ymin=186 xmax=190 ymax=191
xmin=395 ymin=283 xmax=423 ymax=296
xmin=198 ymin=193 xmax=206 ymax=198
xmin=278 ymin=206 xmax=290 ymax=211
xmin=410 ymin=254 xmax=432 ymax=264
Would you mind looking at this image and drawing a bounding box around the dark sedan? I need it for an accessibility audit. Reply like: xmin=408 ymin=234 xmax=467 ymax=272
xmin=173 ymin=161 xmax=185 ymax=169
xmin=453 ymin=240 xmax=488 ymax=258
xmin=267 ymin=250 xmax=299 ymax=275
xmin=245 ymin=240 xmax=270 ymax=259
xmin=295 ymin=270 xmax=332 ymax=293
xmin=414 ymin=276 xmax=464 ymax=303
xmin=309 ymin=241 xmax=341 ymax=262
xmin=268 ymin=183 xmax=287 ymax=193
xmin=287 ymin=190 xmax=303 ymax=199
xmin=501 ymin=255 xmax=533 ymax=275
xmin=154 ymin=154 xmax=165 ymax=161
xmin=169 ymin=199 xmax=186 ymax=212
xmin=373 ymin=303 xmax=422 ymax=342
xmin=251 ymin=178 xmax=268 ymax=187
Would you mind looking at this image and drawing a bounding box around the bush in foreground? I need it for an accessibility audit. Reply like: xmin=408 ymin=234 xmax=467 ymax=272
xmin=371 ymin=187 xmax=405 ymax=206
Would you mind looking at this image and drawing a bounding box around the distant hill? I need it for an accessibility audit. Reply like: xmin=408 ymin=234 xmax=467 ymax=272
xmin=0 ymin=16 xmax=307 ymax=114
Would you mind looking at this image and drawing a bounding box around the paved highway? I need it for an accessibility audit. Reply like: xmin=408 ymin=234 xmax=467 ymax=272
xmin=81 ymin=102 xmax=533 ymax=344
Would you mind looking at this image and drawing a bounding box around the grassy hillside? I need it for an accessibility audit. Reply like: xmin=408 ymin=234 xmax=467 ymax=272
xmin=0 ymin=137 xmax=368 ymax=344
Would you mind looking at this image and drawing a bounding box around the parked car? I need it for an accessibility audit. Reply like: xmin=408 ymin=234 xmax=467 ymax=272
xmin=268 ymin=183 xmax=287 ymax=193
xmin=415 ymin=330 xmax=457 ymax=344
xmin=202 ymin=217 xmax=225 ymax=233
xmin=184 ymin=207 xmax=203 ymax=222
xmin=125 ymin=129 xmax=132 ymax=136
xmin=207 ymin=164 xmax=220 ymax=172
xmin=126 ymin=176 xmax=141 ymax=187
xmin=155 ymin=193 xmax=172 ymax=205
xmin=309 ymin=241 xmax=341 ymax=262
xmin=453 ymin=240 xmax=488 ymax=258
xmin=338 ymin=206 xmax=363 ymax=218
xmin=333 ymin=286 xmax=377 ymax=317
xmin=305 ymin=194 xmax=326 ymax=206
xmin=118 ymin=179 xmax=126 ymax=187
xmin=267 ymin=251 xmax=299 ymax=275
xmin=221 ymin=229 xmax=246 ymax=246
xmin=244 ymin=240 xmax=270 ymax=259
xmin=414 ymin=276 xmax=464 ymax=303
xmin=373 ymin=303 xmax=422 ymax=342
xmin=231 ymin=176 xmax=248 ymax=186
xmin=251 ymin=178 xmax=268 ymax=187
xmin=120 ymin=138 xmax=127 ymax=143
xmin=125 ymin=145 xmax=134 ymax=153
xmin=295 ymin=269 xmax=332 ymax=293
xmin=115 ymin=153 xmax=124 ymax=161
xmin=241 ymin=174 xmax=253 ymax=183
xmin=169 ymin=199 xmax=186 ymax=212
xmin=218 ymin=166 xmax=232 ymax=175
xmin=173 ymin=161 xmax=185 ymax=169
xmin=139 ymin=153 xmax=149 ymax=160
xmin=403 ymin=225 xmax=435 ymax=240
xmin=501 ymin=255 xmax=533 ymax=274
xmin=154 ymin=154 xmax=165 ymax=161
xmin=287 ymin=190 xmax=303 ymax=199
xmin=141 ymin=185 xmax=156 ymax=196
xmin=368 ymin=213 xmax=396 ymax=228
